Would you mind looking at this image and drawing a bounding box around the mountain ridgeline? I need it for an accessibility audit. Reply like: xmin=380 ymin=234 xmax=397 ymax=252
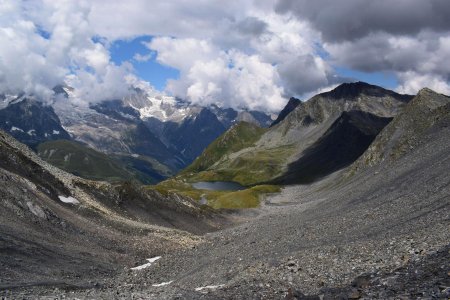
xmin=179 ymin=82 xmax=415 ymax=185
xmin=270 ymin=97 xmax=301 ymax=127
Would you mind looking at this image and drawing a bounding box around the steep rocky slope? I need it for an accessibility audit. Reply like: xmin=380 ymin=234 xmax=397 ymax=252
xmin=272 ymin=110 xmax=392 ymax=184
xmin=354 ymin=88 xmax=450 ymax=169
xmin=0 ymin=130 xmax=226 ymax=292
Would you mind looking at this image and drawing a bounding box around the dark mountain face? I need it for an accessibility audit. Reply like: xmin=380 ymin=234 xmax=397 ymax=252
xmin=0 ymin=98 xmax=70 ymax=148
xmin=90 ymin=100 xmax=141 ymax=122
xmin=125 ymin=122 xmax=183 ymax=169
xmin=272 ymin=110 xmax=392 ymax=184
xmin=321 ymin=81 xmax=413 ymax=102
xmin=270 ymin=97 xmax=301 ymax=127
xmin=160 ymin=108 xmax=227 ymax=164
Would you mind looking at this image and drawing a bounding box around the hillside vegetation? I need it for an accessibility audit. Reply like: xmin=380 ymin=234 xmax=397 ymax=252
xmin=182 ymin=121 xmax=267 ymax=174
xmin=37 ymin=140 xmax=164 ymax=183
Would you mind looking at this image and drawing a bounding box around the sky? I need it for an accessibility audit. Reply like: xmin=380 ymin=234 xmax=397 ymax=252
xmin=0 ymin=0 xmax=449 ymax=112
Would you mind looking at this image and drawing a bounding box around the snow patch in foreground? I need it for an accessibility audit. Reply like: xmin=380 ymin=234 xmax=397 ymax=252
xmin=131 ymin=256 xmax=161 ymax=270
xmin=58 ymin=196 xmax=80 ymax=204
xmin=11 ymin=126 xmax=24 ymax=132
xmin=152 ymin=281 xmax=173 ymax=287
xmin=195 ymin=284 xmax=225 ymax=292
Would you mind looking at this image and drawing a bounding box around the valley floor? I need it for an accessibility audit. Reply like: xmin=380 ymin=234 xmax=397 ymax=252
xmin=2 ymin=126 xmax=450 ymax=299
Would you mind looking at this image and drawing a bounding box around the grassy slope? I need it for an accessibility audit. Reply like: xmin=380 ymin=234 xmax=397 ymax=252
xmin=183 ymin=121 xmax=267 ymax=174
xmin=37 ymin=140 xmax=163 ymax=183
xmin=186 ymin=144 xmax=295 ymax=185
xmin=180 ymin=121 xmax=295 ymax=185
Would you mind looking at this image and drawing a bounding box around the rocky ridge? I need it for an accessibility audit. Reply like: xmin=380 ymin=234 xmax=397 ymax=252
xmin=180 ymin=82 xmax=413 ymax=185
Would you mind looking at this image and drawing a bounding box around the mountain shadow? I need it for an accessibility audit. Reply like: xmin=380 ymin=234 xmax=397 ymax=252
xmin=272 ymin=110 xmax=392 ymax=184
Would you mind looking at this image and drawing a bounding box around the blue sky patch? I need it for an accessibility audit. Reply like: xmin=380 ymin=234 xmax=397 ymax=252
xmin=334 ymin=67 xmax=398 ymax=90
xmin=109 ymin=36 xmax=179 ymax=91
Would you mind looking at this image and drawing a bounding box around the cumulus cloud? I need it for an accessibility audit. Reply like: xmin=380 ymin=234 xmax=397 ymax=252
xmin=396 ymin=72 xmax=450 ymax=95
xmin=0 ymin=1 xmax=65 ymax=99
xmin=87 ymin=0 xmax=256 ymax=41
xmin=145 ymin=12 xmax=338 ymax=110
xmin=0 ymin=0 xmax=131 ymax=103
xmin=148 ymin=38 xmax=285 ymax=111
xmin=0 ymin=0 xmax=340 ymax=111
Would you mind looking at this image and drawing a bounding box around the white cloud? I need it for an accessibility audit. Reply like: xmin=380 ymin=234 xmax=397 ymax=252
xmin=148 ymin=37 xmax=218 ymax=71
xmin=0 ymin=1 xmax=64 ymax=99
xmin=0 ymin=0 xmax=131 ymax=103
xmin=0 ymin=0 xmax=335 ymax=111
xmin=146 ymin=13 xmax=334 ymax=111
xmin=149 ymin=37 xmax=285 ymax=112
xmin=66 ymin=63 xmax=133 ymax=105
xmin=396 ymin=72 xmax=450 ymax=95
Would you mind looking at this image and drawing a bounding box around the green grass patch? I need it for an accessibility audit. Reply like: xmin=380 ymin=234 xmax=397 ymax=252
xmin=37 ymin=140 xmax=165 ymax=184
xmin=147 ymin=179 xmax=281 ymax=209
xmin=209 ymin=185 xmax=281 ymax=209
xmin=182 ymin=122 xmax=267 ymax=174
xmin=183 ymin=144 xmax=296 ymax=186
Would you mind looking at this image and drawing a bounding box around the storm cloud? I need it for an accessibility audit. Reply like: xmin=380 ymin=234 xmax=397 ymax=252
xmin=276 ymin=0 xmax=450 ymax=42
xmin=276 ymin=0 xmax=450 ymax=94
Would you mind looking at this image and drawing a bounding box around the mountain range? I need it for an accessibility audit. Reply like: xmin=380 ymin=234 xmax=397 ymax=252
xmin=180 ymin=82 xmax=414 ymax=185
xmin=0 ymin=86 xmax=274 ymax=183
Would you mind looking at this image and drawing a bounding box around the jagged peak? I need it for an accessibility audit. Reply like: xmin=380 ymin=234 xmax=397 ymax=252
xmin=410 ymin=87 xmax=450 ymax=110
xmin=316 ymin=81 xmax=413 ymax=104
xmin=287 ymin=97 xmax=301 ymax=105
xmin=270 ymin=97 xmax=302 ymax=127
xmin=321 ymin=81 xmax=385 ymax=98
xmin=416 ymin=87 xmax=444 ymax=97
